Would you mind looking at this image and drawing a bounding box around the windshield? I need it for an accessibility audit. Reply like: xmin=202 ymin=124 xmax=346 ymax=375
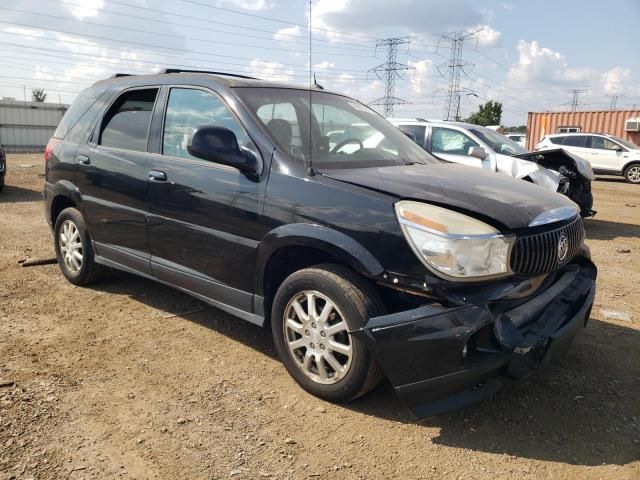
xmin=606 ymin=135 xmax=639 ymax=150
xmin=470 ymin=127 xmax=529 ymax=156
xmin=235 ymin=87 xmax=438 ymax=169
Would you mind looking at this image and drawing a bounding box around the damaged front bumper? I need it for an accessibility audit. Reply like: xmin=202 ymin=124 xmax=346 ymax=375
xmin=353 ymin=257 xmax=597 ymax=419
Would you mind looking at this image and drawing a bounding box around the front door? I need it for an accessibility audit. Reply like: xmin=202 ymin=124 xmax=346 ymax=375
xmin=75 ymin=87 xmax=160 ymax=274
xmin=588 ymin=135 xmax=626 ymax=171
xmin=428 ymin=126 xmax=486 ymax=169
xmin=146 ymin=87 xmax=267 ymax=312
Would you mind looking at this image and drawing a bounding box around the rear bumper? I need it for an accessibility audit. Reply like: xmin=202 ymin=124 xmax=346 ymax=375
xmin=354 ymin=258 xmax=596 ymax=418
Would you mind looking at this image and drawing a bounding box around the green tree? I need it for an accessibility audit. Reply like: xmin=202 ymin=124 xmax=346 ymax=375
xmin=466 ymin=100 xmax=502 ymax=126
xmin=31 ymin=88 xmax=47 ymax=103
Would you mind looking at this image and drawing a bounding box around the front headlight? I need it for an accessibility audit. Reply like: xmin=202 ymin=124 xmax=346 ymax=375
xmin=395 ymin=201 xmax=513 ymax=280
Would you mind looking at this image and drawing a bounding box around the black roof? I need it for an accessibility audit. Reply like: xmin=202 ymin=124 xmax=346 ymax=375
xmin=95 ymin=69 xmax=314 ymax=91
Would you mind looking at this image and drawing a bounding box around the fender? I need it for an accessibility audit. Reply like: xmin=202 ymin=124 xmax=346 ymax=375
xmin=253 ymin=223 xmax=385 ymax=296
xmin=45 ymin=180 xmax=88 ymax=226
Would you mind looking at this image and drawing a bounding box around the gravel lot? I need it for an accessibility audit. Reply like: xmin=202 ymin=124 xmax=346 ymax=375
xmin=1 ymin=153 xmax=639 ymax=480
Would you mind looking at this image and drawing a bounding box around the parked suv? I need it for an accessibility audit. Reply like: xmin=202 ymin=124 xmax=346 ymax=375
xmin=389 ymin=119 xmax=595 ymax=216
xmin=536 ymin=133 xmax=640 ymax=184
xmin=44 ymin=70 xmax=597 ymax=418
xmin=0 ymin=144 xmax=6 ymax=192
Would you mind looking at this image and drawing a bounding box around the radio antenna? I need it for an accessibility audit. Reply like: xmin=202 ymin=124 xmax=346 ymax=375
xmin=307 ymin=0 xmax=315 ymax=176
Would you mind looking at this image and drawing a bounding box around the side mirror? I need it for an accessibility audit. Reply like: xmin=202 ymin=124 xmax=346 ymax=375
xmin=612 ymin=145 xmax=624 ymax=152
xmin=468 ymin=146 xmax=488 ymax=159
xmin=187 ymin=126 xmax=259 ymax=174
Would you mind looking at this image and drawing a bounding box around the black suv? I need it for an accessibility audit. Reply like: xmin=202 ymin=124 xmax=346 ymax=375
xmin=44 ymin=70 xmax=597 ymax=418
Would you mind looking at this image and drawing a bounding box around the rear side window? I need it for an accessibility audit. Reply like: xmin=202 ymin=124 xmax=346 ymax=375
xmin=100 ymin=88 xmax=158 ymax=152
xmin=563 ymin=136 xmax=588 ymax=148
xmin=54 ymin=85 xmax=103 ymax=139
xmin=549 ymin=136 xmax=565 ymax=145
xmin=397 ymin=124 xmax=426 ymax=147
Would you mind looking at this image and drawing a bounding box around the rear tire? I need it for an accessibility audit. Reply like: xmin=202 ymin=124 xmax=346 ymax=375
xmin=54 ymin=207 xmax=107 ymax=285
xmin=623 ymin=163 xmax=640 ymax=184
xmin=271 ymin=264 xmax=384 ymax=402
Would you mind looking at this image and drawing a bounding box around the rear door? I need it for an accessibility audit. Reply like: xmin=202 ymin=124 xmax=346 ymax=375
xmin=145 ymin=86 xmax=267 ymax=314
xmin=75 ymin=87 xmax=160 ymax=274
xmin=426 ymin=126 xmax=484 ymax=168
xmin=558 ymin=135 xmax=593 ymax=167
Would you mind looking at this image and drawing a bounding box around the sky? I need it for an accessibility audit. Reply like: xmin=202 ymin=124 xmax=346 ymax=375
xmin=0 ymin=0 xmax=638 ymax=125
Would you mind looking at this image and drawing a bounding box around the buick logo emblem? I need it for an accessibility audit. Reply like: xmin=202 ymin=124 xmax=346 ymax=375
xmin=557 ymin=234 xmax=569 ymax=262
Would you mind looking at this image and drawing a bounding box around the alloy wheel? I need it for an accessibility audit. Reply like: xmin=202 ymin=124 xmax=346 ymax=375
xmin=627 ymin=166 xmax=640 ymax=183
xmin=283 ymin=290 xmax=353 ymax=385
xmin=59 ymin=219 xmax=83 ymax=273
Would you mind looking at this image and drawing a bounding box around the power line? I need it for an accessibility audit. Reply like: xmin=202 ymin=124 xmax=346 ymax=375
xmin=368 ymin=37 xmax=413 ymax=117
xmin=436 ymin=30 xmax=480 ymax=121
xmin=179 ymin=0 xmax=379 ymax=41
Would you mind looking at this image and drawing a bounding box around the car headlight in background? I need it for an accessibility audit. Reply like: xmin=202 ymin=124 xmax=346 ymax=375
xmin=395 ymin=201 xmax=513 ymax=280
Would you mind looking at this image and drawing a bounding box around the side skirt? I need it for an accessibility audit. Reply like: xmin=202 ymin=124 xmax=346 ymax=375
xmin=94 ymin=251 xmax=265 ymax=327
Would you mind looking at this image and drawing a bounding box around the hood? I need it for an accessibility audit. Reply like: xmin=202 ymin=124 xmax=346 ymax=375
xmin=321 ymin=162 xmax=577 ymax=230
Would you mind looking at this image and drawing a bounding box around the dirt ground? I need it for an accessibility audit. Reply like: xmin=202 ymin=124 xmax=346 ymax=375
xmin=1 ymin=153 xmax=639 ymax=480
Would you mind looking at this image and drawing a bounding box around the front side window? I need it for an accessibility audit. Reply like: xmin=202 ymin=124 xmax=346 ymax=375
xmin=236 ymin=88 xmax=437 ymax=169
xmin=431 ymin=127 xmax=479 ymax=155
xmin=470 ymin=127 xmax=528 ymax=155
xmin=563 ymin=135 xmax=588 ymax=148
xmin=100 ymin=89 xmax=158 ymax=152
xmin=590 ymin=136 xmax=620 ymax=150
xmin=163 ymin=88 xmax=253 ymax=160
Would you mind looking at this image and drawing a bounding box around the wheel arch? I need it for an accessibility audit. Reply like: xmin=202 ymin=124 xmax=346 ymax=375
xmin=254 ymin=224 xmax=384 ymax=322
xmin=48 ymin=181 xmax=86 ymax=228
xmin=623 ymin=160 xmax=640 ymax=174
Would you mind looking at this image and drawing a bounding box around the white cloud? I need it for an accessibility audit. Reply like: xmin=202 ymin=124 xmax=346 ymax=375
xmin=216 ymin=0 xmax=273 ymax=10
xmin=474 ymin=25 xmax=502 ymax=48
xmin=246 ymin=59 xmax=294 ymax=83
xmin=273 ymin=25 xmax=303 ymax=42
xmin=66 ymin=0 xmax=104 ymax=20
xmin=601 ymin=67 xmax=631 ymax=96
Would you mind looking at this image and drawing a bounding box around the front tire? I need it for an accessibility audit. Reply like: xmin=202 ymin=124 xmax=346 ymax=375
xmin=54 ymin=207 xmax=106 ymax=285
xmin=624 ymin=163 xmax=640 ymax=184
xmin=271 ymin=264 xmax=384 ymax=402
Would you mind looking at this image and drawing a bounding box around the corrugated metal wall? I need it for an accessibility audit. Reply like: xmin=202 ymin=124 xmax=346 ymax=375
xmin=526 ymin=110 xmax=640 ymax=150
xmin=0 ymin=99 xmax=68 ymax=153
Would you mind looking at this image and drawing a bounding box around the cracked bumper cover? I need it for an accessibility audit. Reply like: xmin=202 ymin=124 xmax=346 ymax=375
xmin=353 ymin=258 xmax=597 ymax=419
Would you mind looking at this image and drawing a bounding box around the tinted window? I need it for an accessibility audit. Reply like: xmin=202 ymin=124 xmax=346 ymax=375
xmin=563 ymin=136 xmax=588 ymax=148
xmin=549 ymin=136 xmax=565 ymax=145
xmin=396 ymin=125 xmax=426 ymax=147
xmin=589 ymin=136 xmax=618 ymax=150
xmin=163 ymin=88 xmax=253 ymax=160
xmin=431 ymin=127 xmax=479 ymax=155
xmin=54 ymin=85 xmax=103 ymax=139
xmin=100 ymin=89 xmax=158 ymax=152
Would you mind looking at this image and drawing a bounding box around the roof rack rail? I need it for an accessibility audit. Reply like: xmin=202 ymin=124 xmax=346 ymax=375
xmin=415 ymin=117 xmax=428 ymax=122
xmin=110 ymin=73 xmax=134 ymax=78
xmin=159 ymin=68 xmax=259 ymax=80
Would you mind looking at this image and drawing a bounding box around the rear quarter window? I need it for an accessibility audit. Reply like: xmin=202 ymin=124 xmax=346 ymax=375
xmin=549 ymin=136 xmax=565 ymax=145
xmin=53 ymin=85 xmax=104 ymax=139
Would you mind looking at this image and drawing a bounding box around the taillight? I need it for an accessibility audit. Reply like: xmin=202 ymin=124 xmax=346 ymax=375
xmin=44 ymin=138 xmax=61 ymax=162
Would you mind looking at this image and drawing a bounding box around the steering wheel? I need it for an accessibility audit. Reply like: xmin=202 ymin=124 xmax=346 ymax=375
xmin=331 ymin=138 xmax=364 ymax=154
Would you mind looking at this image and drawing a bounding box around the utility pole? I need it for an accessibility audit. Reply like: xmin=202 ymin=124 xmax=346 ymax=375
xmin=369 ymin=37 xmax=413 ymax=117
xmin=609 ymin=93 xmax=623 ymax=110
xmin=567 ymin=89 xmax=587 ymax=111
xmin=436 ymin=30 xmax=479 ymax=121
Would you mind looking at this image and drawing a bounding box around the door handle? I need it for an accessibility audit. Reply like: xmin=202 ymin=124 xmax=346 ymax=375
xmin=148 ymin=170 xmax=167 ymax=182
xmin=78 ymin=155 xmax=91 ymax=165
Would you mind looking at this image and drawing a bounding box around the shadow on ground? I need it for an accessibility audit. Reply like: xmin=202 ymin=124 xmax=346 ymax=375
xmin=585 ymin=217 xmax=640 ymax=240
xmin=0 ymin=184 xmax=43 ymax=203
xmin=91 ymin=271 xmax=640 ymax=468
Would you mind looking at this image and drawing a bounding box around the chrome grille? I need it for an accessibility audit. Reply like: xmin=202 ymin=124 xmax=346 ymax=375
xmin=510 ymin=216 xmax=584 ymax=275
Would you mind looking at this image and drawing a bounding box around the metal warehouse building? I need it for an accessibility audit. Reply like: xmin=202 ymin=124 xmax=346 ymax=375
xmin=0 ymin=98 xmax=68 ymax=153
xmin=526 ymin=109 xmax=640 ymax=151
